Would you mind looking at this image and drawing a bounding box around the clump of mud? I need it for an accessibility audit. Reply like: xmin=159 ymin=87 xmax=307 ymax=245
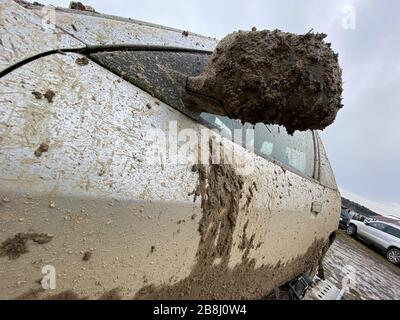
xmin=82 ymin=251 xmax=92 ymax=261
xmin=98 ymin=288 xmax=122 ymax=300
xmin=69 ymin=1 xmax=95 ymax=12
xmin=44 ymin=90 xmax=55 ymax=103
xmin=31 ymin=90 xmax=55 ymax=103
xmin=75 ymin=57 xmax=89 ymax=66
xmin=32 ymin=91 xmax=42 ymax=99
xmin=34 ymin=142 xmax=49 ymax=157
xmin=0 ymin=232 xmax=53 ymax=260
xmin=186 ymin=29 xmax=343 ymax=134
xmin=44 ymin=290 xmax=83 ymax=300
xmin=16 ymin=288 xmax=45 ymax=300
xmin=16 ymin=288 xmax=121 ymax=300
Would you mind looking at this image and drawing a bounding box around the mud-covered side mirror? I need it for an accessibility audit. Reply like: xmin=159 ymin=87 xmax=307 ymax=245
xmin=186 ymin=29 xmax=343 ymax=134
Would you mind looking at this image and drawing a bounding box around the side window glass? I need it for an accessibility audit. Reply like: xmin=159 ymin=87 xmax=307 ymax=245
xmin=253 ymin=123 xmax=315 ymax=178
xmin=316 ymin=133 xmax=337 ymax=189
xmin=385 ymin=226 xmax=400 ymax=239
xmin=200 ymin=113 xmax=315 ymax=178
xmin=369 ymin=222 xmax=386 ymax=231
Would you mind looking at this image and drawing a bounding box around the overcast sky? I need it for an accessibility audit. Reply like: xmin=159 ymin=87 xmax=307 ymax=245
xmin=39 ymin=0 xmax=400 ymax=216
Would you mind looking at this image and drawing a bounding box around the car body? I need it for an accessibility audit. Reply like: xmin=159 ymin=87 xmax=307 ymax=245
xmin=0 ymin=1 xmax=341 ymax=299
xmin=339 ymin=207 xmax=353 ymax=229
xmin=346 ymin=219 xmax=400 ymax=265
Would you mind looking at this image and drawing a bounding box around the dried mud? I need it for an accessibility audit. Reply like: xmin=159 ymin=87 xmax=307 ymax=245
xmin=44 ymin=90 xmax=55 ymax=103
xmin=82 ymin=251 xmax=92 ymax=261
xmin=0 ymin=232 xmax=53 ymax=260
xmin=135 ymin=140 xmax=327 ymax=299
xmin=75 ymin=57 xmax=90 ymax=66
xmin=34 ymin=142 xmax=49 ymax=157
xmin=44 ymin=290 xmax=83 ymax=300
xmin=31 ymin=91 xmax=42 ymax=99
xmin=69 ymin=1 xmax=87 ymax=11
xmin=187 ymin=30 xmax=343 ymax=134
xmin=98 ymin=288 xmax=122 ymax=300
xmin=17 ymin=288 xmax=122 ymax=300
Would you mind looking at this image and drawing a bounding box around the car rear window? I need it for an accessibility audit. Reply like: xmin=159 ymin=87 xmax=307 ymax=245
xmin=385 ymin=226 xmax=400 ymax=239
xmin=316 ymin=133 xmax=337 ymax=189
xmin=199 ymin=113 xmax=315 ymax=178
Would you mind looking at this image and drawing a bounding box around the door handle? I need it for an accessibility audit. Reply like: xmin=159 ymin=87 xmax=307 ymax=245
xmin=311 ymin=201 xmax=322 ymax=214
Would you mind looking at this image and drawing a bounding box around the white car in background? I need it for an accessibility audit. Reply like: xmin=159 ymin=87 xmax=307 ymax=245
xmin=346 ymin=220 xmax=400 ymax=265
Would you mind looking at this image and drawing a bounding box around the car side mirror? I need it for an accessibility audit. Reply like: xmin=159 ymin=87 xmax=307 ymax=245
xmin=364 ymin=221 xmax=370 ymax=225
xmin=185 ymin=30 xmax=343 ymax=134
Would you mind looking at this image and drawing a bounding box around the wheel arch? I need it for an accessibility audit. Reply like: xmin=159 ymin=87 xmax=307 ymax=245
xmin=386 ymin=245 xmax=400 ymax=252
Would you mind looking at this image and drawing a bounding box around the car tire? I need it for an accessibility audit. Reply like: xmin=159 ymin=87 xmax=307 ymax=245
xmin=346 ymin=224 xmax=357 ymax=236
xmin=386 ymin=248 xmax=400 ymax=265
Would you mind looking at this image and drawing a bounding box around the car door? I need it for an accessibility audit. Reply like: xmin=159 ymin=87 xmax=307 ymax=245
xmin=0 ymin=1 xmax=341 ymax=299
xmin=379 ymin=225 xmax=400 ymax=250
xmin=364 ymin=222 xmax=390 ymax=249
xmin=354 ymin=221 xmax=370 ymax=238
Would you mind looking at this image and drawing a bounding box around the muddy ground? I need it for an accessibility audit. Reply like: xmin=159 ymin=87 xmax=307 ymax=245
xmin=322 ymin=230 xmax=400 ymax=300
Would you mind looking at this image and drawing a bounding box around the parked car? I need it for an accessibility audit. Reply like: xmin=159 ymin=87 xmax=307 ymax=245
xmin=346 ymin=220 xmax=400 ymax=265
xmin=339 ymin=207 xmax=353 ymax=229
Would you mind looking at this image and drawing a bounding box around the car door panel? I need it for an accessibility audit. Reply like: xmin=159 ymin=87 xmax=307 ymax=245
xmin=364 ymin=223 xmax=389 ymax=249
xmin=0 ymin=51 xmax=341 ymax=299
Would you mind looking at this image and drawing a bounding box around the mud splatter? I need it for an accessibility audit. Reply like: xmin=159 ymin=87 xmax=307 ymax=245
xmin=44 ymin=290 xmax=84 ymax=300
xmin=98 ymin=288 xmax=122 ymax=300
xmin=0 ymin=232 xmax=53 ymax=260
xmin=69 ymin=1 xmax=94 ymax=11
xmin=16 ymin=288 xmax=122 ymax=300
xmin=34 ymin=142 xmax=49 ymax=157
xmin=244 ymin=183 xmax=256 ymax=209
xmin=31 ymin=91 xmax=42 ymax=99
xmin=134 ymin=139 xmax=328 ymax=299
xmin=75 ymin=57 xmax=89 ymax=66
xmin=186 ymin=29 xmax=343 ymax=134
xmin=43 ymin=90 xmax=55 ymax=103
xmin=238 ymin=220 xmax=255 ymax=255
xmin=16 ymin=288 xmax=45 ymax=300
xmin=82 ymin=251 xmax=92 ymax=261
xmin=182 ymin=30 xmax=189 ymax=37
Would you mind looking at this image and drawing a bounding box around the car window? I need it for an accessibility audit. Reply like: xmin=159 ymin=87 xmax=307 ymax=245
xmin=384 ymin=226 xmax=400 ymax=239
xmin=369 ymin=222 xmax=387 ymax=231
xmin=316 ymin=133 xmax=337 ymax=189
xmin=199 ymin=113 xmax=315 ymax=178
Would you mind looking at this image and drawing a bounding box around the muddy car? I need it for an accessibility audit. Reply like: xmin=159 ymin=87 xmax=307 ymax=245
xmin=0 ymin=1 xmax=341 ymax=299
